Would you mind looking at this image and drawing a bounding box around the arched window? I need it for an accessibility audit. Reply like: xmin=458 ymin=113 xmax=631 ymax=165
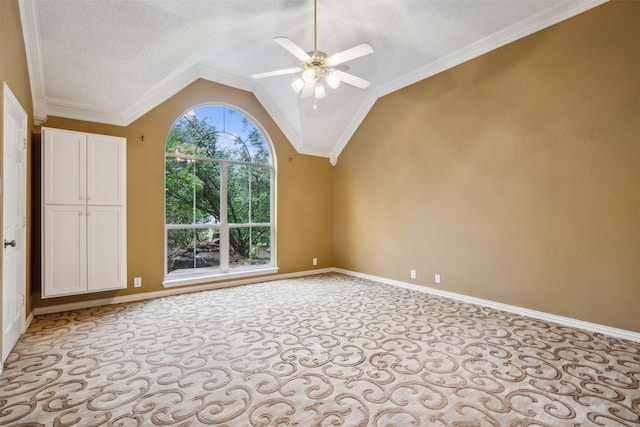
xmin=163 ymin=105 xmax=276 ymax=286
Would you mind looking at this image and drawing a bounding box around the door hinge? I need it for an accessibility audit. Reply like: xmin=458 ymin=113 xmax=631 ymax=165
xmin=23 ymin=216 xmax=26 ymax=228
xmin=23 ymin=137 xmax=27 ymax=150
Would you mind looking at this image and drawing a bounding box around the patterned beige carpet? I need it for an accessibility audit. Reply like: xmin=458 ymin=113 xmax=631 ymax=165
xmin=1 ymin=273 xmax=639 ymax=426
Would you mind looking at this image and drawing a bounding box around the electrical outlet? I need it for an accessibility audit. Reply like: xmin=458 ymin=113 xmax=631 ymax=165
xmin=134 ymin=277 xmax=142 ymax=288
xmin=435 ymin=274 xmax=441 ymax=284
xmin=410 ymin=269 xmax=416 ymax=279
xmin=313 ymin=258 xmax=318 ymax=266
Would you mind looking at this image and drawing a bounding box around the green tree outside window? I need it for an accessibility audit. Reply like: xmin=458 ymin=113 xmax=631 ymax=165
xmin=165 ymin=106 xmax=273 ymax=276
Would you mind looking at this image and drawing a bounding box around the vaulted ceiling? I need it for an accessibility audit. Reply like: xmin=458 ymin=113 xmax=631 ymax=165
xmin=19 ymin=0 xmax=605 ymax=163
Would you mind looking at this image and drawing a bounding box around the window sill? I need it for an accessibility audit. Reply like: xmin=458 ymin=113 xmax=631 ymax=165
xmin=162 ymin=266 xmax=279 ymax=288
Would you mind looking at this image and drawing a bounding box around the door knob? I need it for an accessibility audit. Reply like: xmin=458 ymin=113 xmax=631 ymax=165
xmin=4 ymin=239 xmax=16 ymax=248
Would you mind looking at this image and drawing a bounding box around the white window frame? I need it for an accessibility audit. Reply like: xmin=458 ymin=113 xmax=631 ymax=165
xmin=162 ymin=105 xmax=277 ymax=287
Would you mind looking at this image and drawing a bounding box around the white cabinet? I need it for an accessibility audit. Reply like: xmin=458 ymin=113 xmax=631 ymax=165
xmin=43 ymin=128 xmax=125 ymax=206
xmin=43 ymin=205 xmax=86 ymax=296
xmin=42 ymin=127 xmax=127 ymax=298
xmin=86 ymin=206 xmax=127 ymax=291
xmin=43 ymin=129 xmax=85 ymax=205
xmin=86 ymin=134 xmax=126 ymax=206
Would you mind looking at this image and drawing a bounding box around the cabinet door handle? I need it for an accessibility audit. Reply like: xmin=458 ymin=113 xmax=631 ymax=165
xmin=4 ymin=239 xmax=16 ymax=248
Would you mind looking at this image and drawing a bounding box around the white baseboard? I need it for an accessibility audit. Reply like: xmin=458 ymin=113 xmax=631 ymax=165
xmin=334 ymin=268 xmax=640 ymax=343
xmin=23 ymin=311 xmax=34 ymax=333
xmin=32 ymin=268 xmax=334 ymax=316
xmin=30 ymin=267 xmax=639 ymax=343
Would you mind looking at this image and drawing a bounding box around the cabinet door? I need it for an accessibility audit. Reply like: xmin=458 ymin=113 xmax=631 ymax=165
xmin=43 ymin=205 xmax=87 ymax=297
xmin=86 ymin=134 xmax=126 ymax=206
xmin=87 ymin=206 xmax=127 ymax=291
xmin=43 ymin=128 xmax=86 ymax=205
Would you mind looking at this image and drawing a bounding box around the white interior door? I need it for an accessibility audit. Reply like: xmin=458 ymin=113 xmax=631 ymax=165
xmin=2 ymin=82 xmax=27 ymax=363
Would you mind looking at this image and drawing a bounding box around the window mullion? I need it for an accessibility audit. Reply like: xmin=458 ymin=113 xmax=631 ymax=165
xmin=192 ymin=161 xmax=197 ymax=269
xmin=248 ymin=166 xmax=252 ymax=223
xmin=192 ymin=161 xmax=197 ymax=226
xmin=248 ymin=166 xmax=253 ymax=263
xmin=220 ymin=162 xmax=229 ymax=272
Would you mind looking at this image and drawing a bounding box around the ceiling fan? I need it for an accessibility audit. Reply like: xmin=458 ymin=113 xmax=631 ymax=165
xmin=251 ymin=0 xmax=374 ymax=101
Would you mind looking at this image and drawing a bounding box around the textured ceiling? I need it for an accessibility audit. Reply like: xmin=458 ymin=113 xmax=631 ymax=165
xmin=19 ymin=0 xmax=606 ymax=163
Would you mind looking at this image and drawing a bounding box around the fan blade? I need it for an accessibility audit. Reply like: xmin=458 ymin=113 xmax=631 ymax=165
xmin=325 ymin=43 xmax=374 ymax=66
xmin=333 ymin=70 xmax=371 ymax=89
xmin=274 ymin=37 xmax=311 ymax=61
xmin=300 ymin=80 xmax=315 ymax=98
xmin=251 ymin=68 xmax=301 ymax=79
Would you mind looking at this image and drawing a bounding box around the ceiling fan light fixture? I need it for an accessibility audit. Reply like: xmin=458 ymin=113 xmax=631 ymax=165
xmin=291 ymin=78 xmax=305 ymax=93
xmin=326 ymin=71 xmax=341 ymax=89
xmin=302 ymin=68 xmax=316 ymax=83
xmin=314 ymin=83 xmax=326 ymax=99
xmin=252 ymin=0 xmax=373 ymax=102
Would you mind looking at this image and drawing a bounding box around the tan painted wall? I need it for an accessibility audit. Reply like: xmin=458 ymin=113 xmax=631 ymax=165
xmin=1 ymin=0 xmax=34 ymax=327
xmin=333 ymin=1 xmax=640 ymax=332
xmin=33 ymin=79 xmax=333 ymax=308
xmin=6 ymin=0 xmax=638 ymax=334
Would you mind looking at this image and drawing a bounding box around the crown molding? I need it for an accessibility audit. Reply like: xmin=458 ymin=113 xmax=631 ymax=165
xmin=44 ymin=98 xmax=126 ymax=126
xmin=376 ymin=0 xmax=608 ymax=99
xmin=330 ymin=92 xmax=378 ymax=165
xmin=21 ymin=0 xmax=607 ymax=159
xmin=119 ymin=64 xmax=257 ymax=125
xmin=199 ymin=67 xmax=334 ymax=160
xmin=119 ymin=66 xmax=201 ymax=126
xmin=198 ymin=66 xmax=306 ymax=155
xmin=244 ymin=80 xmax=304 ymax=155
xmin=327 ymin=0 xmax=608 ymax=164
xmin=18 ymin=0 xmax=47 ymax=124
xmin=296 ymin=144 xmax=332 ymax=159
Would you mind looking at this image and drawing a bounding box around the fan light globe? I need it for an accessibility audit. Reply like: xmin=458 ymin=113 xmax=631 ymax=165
xmin=251 ymin=0 xmax=373 ymax=102
xmin=314 ymin=83 xmax=326 ymax=99
xmin=326 ymin=72 xmax=341 ymax=89
xmin=302 ymin=68 xmax=316 ymax=83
